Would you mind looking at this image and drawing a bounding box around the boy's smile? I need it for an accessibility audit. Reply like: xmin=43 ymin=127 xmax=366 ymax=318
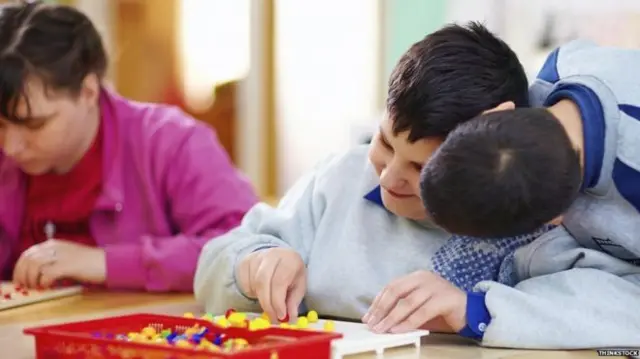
xmin=367 ymin=115 xmax=443 ymax=221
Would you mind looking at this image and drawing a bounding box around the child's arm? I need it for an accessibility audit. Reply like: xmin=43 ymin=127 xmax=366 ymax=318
xmin=194 ymin=160 xmax=328 ymax=315
xmin=103 ymin=125 xmax=258 ymax=292
xmin=479 ymin=270 xmax=640 ymax=348
xmin=474 ymin=227 xmax=640 ymax=348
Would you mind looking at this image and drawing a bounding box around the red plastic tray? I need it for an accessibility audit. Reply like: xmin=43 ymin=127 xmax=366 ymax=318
xmin=23 ymin=313 xmax=343 ymax=359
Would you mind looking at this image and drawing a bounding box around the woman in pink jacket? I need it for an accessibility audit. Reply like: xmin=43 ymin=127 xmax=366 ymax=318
xmin=0 ymin=1 xmax=258 ymax=292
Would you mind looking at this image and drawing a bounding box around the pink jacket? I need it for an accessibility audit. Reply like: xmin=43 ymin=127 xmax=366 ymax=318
xmin=0 ymin=90 xmax=258 ymax=292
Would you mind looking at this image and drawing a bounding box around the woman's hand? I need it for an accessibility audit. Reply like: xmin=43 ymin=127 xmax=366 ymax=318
xmin=13 ymin=239 xmax=106 ymax=288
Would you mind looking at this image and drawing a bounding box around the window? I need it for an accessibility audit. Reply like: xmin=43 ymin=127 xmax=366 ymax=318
xmin=179 ymin=0 xmax=251 ymax=111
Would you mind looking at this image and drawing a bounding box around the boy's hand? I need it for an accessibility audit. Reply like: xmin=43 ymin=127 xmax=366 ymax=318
xmin=363 ymin=270 xmax=466 ymax=334
xmin=236 ymin=247 xmax=306 ymax=323
xmin=13 ymin=239 xmax=106 ymax=288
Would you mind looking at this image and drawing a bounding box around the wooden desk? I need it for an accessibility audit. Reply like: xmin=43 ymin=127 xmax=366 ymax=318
xmin=0 ymin=291 xmax=602 ymax=359
xmin=0 ymin=291 xmax=193 ymax=326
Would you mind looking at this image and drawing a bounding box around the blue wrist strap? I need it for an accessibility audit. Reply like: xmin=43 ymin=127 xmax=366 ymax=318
xmin=458 ymin=291 xmax=491 ymax=340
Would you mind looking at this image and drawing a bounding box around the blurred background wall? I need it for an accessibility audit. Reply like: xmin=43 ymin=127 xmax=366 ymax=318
xmin=34 ymin=0 xmax=640 ymax=200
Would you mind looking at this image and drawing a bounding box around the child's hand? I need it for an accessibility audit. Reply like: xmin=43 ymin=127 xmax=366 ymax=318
xmin=236 ymin=247 xmax=306 ymax=323
xmin=13 ymin=239 xmax=106 ymax=288
xmin=363 ymin=270 xmax=466 ymax=334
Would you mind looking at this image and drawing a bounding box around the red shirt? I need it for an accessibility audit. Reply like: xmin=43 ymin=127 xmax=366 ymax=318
xmin=10 ymin=123 xmax=104 ymax=276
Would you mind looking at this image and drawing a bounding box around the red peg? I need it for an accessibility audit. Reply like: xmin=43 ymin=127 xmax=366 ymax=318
xmin=225 ymin=308 xmax=236 ymax=318
xmin=278 ymin=313 xmax=289 ymax=323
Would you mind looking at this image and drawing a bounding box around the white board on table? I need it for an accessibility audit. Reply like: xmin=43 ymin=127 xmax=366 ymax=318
xmin=214 ymin=312 xmax=429 ymax=358
xmin=324 ymin=319 xmax=428 ymax=359
xmin=0 ymin=281 xmax=83 ymax=311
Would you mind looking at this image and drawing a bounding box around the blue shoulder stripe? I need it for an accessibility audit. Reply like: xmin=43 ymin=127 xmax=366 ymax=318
xmin=537 ymin=47 xmax=560 ymax=83
xmin=613 ymin=104 xmax=640 ymax=213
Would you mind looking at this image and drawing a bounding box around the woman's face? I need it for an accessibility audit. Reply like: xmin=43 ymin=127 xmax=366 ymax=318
xmin=368 ymin=115 xmax=444 ymax=221
xmin=0 ymin=75 xmax=100 ymax=175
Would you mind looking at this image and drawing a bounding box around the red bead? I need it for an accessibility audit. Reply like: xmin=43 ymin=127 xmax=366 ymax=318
xmin=278 ymin=313 xmax=289 ymax=323
xmin=225 ymin=308 xmax=236 ymax=318
xmin=3 ymin=293 xmax=11 ymax=299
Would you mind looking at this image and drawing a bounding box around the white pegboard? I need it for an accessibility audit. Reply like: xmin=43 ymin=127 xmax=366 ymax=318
xmin=0 ymin=282 xmax=83 ymax=311
xmin=215 ymin=312 xmax=429 ymax=359
xmin=324 ymin=319 xmax=428 ymax=359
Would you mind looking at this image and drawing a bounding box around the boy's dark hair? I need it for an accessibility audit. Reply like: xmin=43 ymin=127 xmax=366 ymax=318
xmin=388 ymin=21 xmax=528 ymax=142
xmin=420 ymin=108 xmax=582 ymax=238
xmin=0 ymin=0 xmax=107 ymax=122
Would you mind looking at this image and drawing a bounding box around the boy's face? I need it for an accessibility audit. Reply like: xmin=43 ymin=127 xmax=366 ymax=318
xmin=368 ymin=115 xmax=443 ymax=221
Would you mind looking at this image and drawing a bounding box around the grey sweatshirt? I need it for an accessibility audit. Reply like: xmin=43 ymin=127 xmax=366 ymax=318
xmin=479 ymin=39 xmax=640 ymax=348
xmin=195 ymin=147 xmax=451 ymax=318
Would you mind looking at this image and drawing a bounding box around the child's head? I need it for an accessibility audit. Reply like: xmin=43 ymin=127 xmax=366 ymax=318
xmin=368 ymin=22 xmax=529 ymax=220
xmin=420 ymin=108 xmax=582 ymax=237
xmin=0 ymin=1 xmax=107 ymax=175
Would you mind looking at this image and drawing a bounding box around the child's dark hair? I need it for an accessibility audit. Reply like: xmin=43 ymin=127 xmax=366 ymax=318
xmin=0 ymin=0 xmax=107 ymax=122
xmin=420 ymin=108 xmax=582 ymax=238
xmin=387 ymin=21 xmax=529 ymax=142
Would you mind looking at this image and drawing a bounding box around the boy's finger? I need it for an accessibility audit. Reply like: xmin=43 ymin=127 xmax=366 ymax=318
xmin=363 ymin=291 xmax=382 ymax=323
xmin=366 ymin=276 xmax=421 ymax=328
xmin=285 ymin=275 xmax=306 ymax=321
xmin=390 ymin=295 xmax=444 ymax=334
xmin=254 ymin=256 xmax=280 ymax=323
xmin=271 ymin=260 xmax=297 ymax=321
xmin=372 ymin=287 xmax=431 ymax=333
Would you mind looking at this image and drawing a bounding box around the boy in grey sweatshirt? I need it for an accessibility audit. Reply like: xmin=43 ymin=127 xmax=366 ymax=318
xmin=421 ymin=40 xmax=640 ymax=348
xmin=194 ymin=22 xmax=552 ymax=347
